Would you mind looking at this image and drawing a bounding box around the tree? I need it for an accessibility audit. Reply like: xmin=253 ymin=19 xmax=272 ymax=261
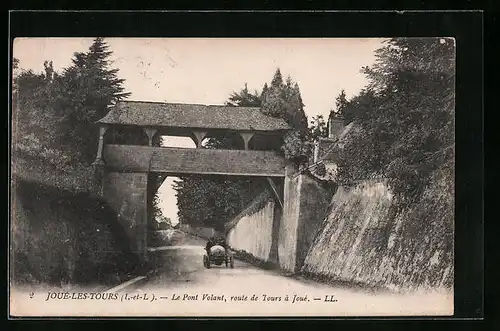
xmin=271 ymin=68 xmax=284 ymax=87
xmin=335 ymin=90 xmax=348 ymax=115
xmin=155 ymin=216 xmax=173 ymax=230
xmin=226 ymin=83 xmax=262 ymax=107
xmin=328 ymin=89 xmax=351 ymax=125
xmin=286 ymin=82 xmax=309 ymax=135
xmin=55 ymin=37 xmax=131 ymax=164
xmin=173 ymin=175 xmax=266 ymax=231
xmin=309 ymin=115 xmax=328 ymax=141
xmin=261 ymin=69 xmax=287 ymax=119
xmin=12 ymin=57 xmax=20 ymax=91
xmin=335 ymin=38 xmax=455 ymax=203
xmin=12 ymin=42 xmax=149 ymax=287
xmin=13 ymin=38 xmax=137 ymax=193
xmin=282 ymin=130 xmax=311 ymax=164
xmin=13 ymin=60 xmax=73 ymax=168
xmin=260 ymin=82 xmax=268 ymax=100
xmin=175 ymin=69 xmax=313 ymax=230
xmin=151 ymin=193 xmax=164 ymax=223
xmin=261 ymin=68 xmax=310 ymax=163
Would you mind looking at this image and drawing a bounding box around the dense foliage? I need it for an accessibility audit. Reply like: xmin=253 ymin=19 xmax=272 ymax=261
xmin=333 ymin=38 xmax=455 ymax=205
xmin=309 ymin=115 xmax=328 ymax=141
xmin=225 ymin=83 xmax=262 ymax=107
xmin=174 ymin=83 xmax=264 ymax=231
xmin=13 ymin=38 xmax=167 ymax=218
xmin=13 ymin=38 xmax=133 ymax=168
xmin=331 ymin=90 xmax=349 ymax=120
xmin=300 ymin=39 xmax=455 ymax=292
xmin=262 ymin=69 xmax=310 ymax=163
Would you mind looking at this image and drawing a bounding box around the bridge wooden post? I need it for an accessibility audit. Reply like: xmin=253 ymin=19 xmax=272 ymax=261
xmin=143 ymin=127 xmax=158 ymax=147
xmin=92 ymin=125 xmax=108 ymax=166
xmin=192 ymin=130 xmax=207 ymax=148
xmin=240 ymin=132 xmax=254 ymax=150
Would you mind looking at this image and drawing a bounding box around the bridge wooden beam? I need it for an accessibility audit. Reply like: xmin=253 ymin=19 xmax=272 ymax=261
xmin=266 ymin=177 xmax=284 ymax=209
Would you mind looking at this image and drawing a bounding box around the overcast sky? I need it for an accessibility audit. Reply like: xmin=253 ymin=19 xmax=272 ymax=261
xmin=13 ymin=37 xmax=384 ymax=224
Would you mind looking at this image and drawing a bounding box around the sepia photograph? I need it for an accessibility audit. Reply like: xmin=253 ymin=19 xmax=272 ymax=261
xmin=10 ymin=37 xmax=455 ymax=317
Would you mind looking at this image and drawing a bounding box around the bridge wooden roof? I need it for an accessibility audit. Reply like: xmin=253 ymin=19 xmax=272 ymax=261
xmin=97 ymin=100 xmax=292 ymax=132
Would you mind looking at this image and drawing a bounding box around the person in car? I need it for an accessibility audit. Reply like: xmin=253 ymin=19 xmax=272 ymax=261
xmin=205 ymin=236 xmax=229 ymax=256
xmin=205 ymin=236 xmax=216 ymax=254
xmin=215 ymin=236 xmax=228 ymax=250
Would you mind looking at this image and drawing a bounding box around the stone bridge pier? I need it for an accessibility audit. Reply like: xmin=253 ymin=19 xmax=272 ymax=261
xmin=99 ymin=171 xmax=150 ymax=262
xmin=226 ymin=163 xmax=334 ymax=274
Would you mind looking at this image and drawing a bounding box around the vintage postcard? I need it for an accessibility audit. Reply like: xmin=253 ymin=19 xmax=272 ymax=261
xmin=10 ymin=37 xmax=455 ymax=317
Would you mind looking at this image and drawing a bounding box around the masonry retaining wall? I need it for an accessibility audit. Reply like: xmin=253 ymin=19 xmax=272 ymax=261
xmin=278 ymin=165 xmax=335 ymax=273
xmin=102 ymin=171 xmax=148 ymax=260
xmin=301 ymin=176 xmax=454 ymax=292
xmin=226 ymin=190 xmax=277 ymax=264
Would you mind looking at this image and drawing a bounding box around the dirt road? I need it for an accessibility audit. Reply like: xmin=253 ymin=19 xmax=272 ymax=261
xmin=9 ymin=231 xmax=453 ymax=317
xmin=123 ymin=231 xmax=454 ymax=317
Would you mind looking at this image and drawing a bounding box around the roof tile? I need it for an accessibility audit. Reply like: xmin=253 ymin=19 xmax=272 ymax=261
xmin=97 ymin=100 xmax=292 ymax=132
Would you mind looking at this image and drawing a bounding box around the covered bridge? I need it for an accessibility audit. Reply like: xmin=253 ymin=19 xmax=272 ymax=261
xmin=93 ymin=100 xmax=292 ymax=177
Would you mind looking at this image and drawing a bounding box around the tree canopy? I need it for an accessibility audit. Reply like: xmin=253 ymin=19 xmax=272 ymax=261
xmin=226 ymin=83 xmax=262 ymax=107
xmin=262 ymin=69 xmax=308 ymax=135
xmin=334 ymin=38 xmax=455 ymax=204
xmin=14 ymin=38 xmax=133 ymax=169
xmin=261 ymin=69 xmax=310 ymax=163
xmin=56 ymin=38 xmax=132 ymax=164
xmin=309 ymin=115 xmax=328 ymax=141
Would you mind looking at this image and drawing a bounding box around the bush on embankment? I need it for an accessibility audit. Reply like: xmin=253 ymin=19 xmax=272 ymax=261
xmin=11 ymin=176 xmax=141 ymax=288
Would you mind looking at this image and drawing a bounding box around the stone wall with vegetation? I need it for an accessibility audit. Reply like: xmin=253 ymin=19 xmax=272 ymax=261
xmin=301 ymin=175 xmax=453 ymax=292
xmin=295 ymin=174 xmax=336 ymax=270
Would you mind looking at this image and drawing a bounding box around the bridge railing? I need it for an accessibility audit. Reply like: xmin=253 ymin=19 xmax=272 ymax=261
xmin=102 ymin=144 xmax=287 ymax=177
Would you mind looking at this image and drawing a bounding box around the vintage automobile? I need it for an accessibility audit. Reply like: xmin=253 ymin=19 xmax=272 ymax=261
xmin=203 ymin=244 xmax=234 ymax=269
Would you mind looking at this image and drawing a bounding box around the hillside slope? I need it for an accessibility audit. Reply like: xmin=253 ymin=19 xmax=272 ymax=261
xmin=11 ymin=174 xmax=141 ymax=288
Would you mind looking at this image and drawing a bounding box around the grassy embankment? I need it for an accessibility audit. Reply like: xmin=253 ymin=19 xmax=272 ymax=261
xmin=11 ymin=153 xmax=141 ymax=289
